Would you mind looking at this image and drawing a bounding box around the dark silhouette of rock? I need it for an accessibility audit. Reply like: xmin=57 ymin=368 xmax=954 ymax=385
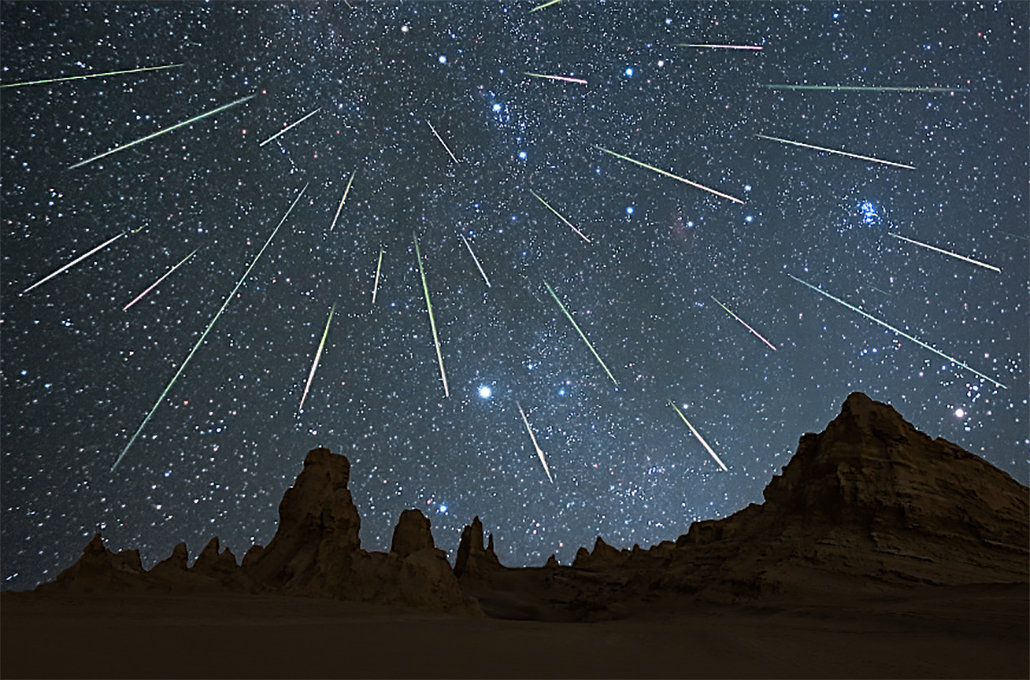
xmin=454 ymin=516 xmax=502 ymax=580
xmin=572 ymin=536 xmax=625 ymax=569
xmin=36 ymin=534 xmax=146 ymax=593
xmin=391 ymin=509 xmax=435 ymax=557
xmin=147 ymin=542 xmax=189 ymax=582
xmin=545 ymin=554 xmax=559 ymax=568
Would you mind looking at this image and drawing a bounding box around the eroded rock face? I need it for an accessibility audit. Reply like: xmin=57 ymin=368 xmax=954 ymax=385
xmin=391 ymin=509 xmax=435 ymax=558
xmin=36 ymin=534 xmax=146 ymax=594
xmin=454 ymin=516 xmax=502 ymax=580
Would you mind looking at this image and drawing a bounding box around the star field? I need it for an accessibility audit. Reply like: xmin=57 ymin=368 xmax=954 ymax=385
xmin=2 ymin=2 xmax=1027 ymax=589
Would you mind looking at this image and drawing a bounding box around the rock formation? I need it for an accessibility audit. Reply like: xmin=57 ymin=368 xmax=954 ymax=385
xmin=454 ymin=516 xmax=502 ymax=580
xmin=391 ymin=508 xmax=435 ymax=557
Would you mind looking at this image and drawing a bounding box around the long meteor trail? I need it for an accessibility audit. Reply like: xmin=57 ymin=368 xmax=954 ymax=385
xmin=426 ymin=120 xmax=460 ymax=164
xmin=529 ymin=189 xmax=591 ymax=243
xmin=69 ymin=94 xmax=255 ymax=169
xmin=123 ymin=247 xmax=200 ymax=311
xmin=788 ymin=274 xmax=1006 ymax=389
xmin=756 ymin=134 xmax=914 ymax=170
xmin=21 ymin=232 xmax=125 ymax=294
xmin=594 ymin=145 xmax=744 ymax=204
xmin=543 ymin=280 xmax=618 ymax=387
xmin=710 ymin=296 xmax=777 ymax=351
xmin=669 ymin=401 xmax=728 ymax=471
xmin=516 ymin=401 xmax=553 ymax=484
xmin=524 ymin=72 xmax=588 ymax=85
xmin=329 ymin=170 xmax=357 ymax=232
xmin=414 ymin=232 xmax=449 ymax=398
xmin=459 ymin=234 xmax=492 ymax=288
xmin=1 ymin=63 xmax=182 ymax=89
xmin=298 ymin=304 xmax=335 ymax=414
xmin=763 ymin=84 xmax=968 ymax=92
xmin=371 ymin=247 xmax=384 ymax=304
xmin=111 ymin=184 xmax=308 ymax=472
xmin=679 ymin=44 xmax=762 ymax=50
xmin=529 ymin=0 xmax=562 ymax=12
xmin=259 ymin=107 xmax=321 ymax=147
xmin=888 ymin=233 xmax=1000 ymax=272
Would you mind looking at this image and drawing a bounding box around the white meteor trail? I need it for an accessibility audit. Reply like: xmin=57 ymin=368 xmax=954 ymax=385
xmin=524 ymin=72 xmax=588 ymax=85
xmin=788 ymin=273 xmax=1006 ymax=389
xmin=680 ymin=43 xmax=763 ymax=50
xmin=594 ymin=145 xmax=745 ymax=204
xmin=111 ymin=183 xmax=308 ymax=472
xmin=888 ymin=233 xmax=1000 ymax=272
xmin=329 ymin=170 xmax=357 ymax=232
xmin=427 ymin=119 xmax=460 ymax=164
xmin=459 ymin=234 xmax=492 ymax=288
xmin=516 ymin=401 xmax=554 ymax=484
xmin=756 ymin=134 xmax=915 ymax=170
xmin=543 ymin=280 xmax=618 ymax=386
xmin=22 ymin=232 xmax=125 ymax=294
xmin=710 ymin=296 xmax=777 ymax=351
xmin=371 ymin=247 xmax=384 ymax=304
xmin=259 ymin=107 xmax=322 ymax=147
xmin=669 ymin=401 xmax=728 ymax=471
xmin=529 ymin=189 xmax=591 ymax=243
xmin=414 ymin=232 xmax=449 ymax=398
xmin=299 ymin=304 xmax=336 ymax=414
xmin=123 ymin=247 xmax=200 ymax=311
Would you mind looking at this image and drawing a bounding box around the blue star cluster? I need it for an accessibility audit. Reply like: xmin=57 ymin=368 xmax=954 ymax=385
xmin=1 ymin=2 xmax=1027 ymax=589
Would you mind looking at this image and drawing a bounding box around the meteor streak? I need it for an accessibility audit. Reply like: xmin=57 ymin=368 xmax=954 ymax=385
xmin=529 ymin=189 xmax=591 ymax=243
xmin=22 ymin=232 xmax=125 ymax=294
xmin=69 ymin=94 xmax=255 ymax=169
xmin=371 ymin=247 xmax=384 ymax=304
xmin=1 ymin=63 xmax=182 ymax=89
xmin=459 ymin=234 xmax=492 ymax=288
xmin=414 ymin=232 xmax=449 ymax=398
xmin=329 ymin=170 xmax=357 ymax=232
xmin=259 ymin=107 xmax=322 ymax=147
xmin=426 ymin=120 xmax=460 ymax=164
xmin=669 ymin=401 xmax=728 ymax=471
xmin=524 ymin=72 xmax=588 ymax=85
xmin=788 ymin=274 xmax=1006 ymax=389
xmin=123 ymin=247 xmax=199 ymax=311
xmin=888 ymin=233 xmax=1000 ymax=272
xmin=763 ymin=84 xmax=968 ymax=92
xmin=543 ymin=280 xmax=618 ymax=386
xmin=110 ymin=183 xmax=308 ymax=472
xmin=679 ymin=44 xmax=762 ymax=50
xmin=298 ymin=304 xmax=336 ymax=414
xmin=756 ymin=134 xmax=914 ymax=170
xmin=529 ymin=0 xmax=562 ymax=12
xmin=516 ymin=401 xmax=553 ymax=484
xmin=594 ymin=145 xmax=744 ymax=204
xmin=710 ymin=296 xmax=777 ymax=351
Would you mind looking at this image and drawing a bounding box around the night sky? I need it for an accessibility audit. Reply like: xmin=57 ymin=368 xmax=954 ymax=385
xmin=2 ymin=2 xmax=1027 ymax=590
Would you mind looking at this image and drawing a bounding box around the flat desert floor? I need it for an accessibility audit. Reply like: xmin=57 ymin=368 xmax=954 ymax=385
xmin=2 ymin=585 xmax=1027 ymax=678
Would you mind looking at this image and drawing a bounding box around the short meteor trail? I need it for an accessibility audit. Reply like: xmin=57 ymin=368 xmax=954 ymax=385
xmin=123 ymin=247 xmax=200 ymax=311
xmin=710 ymin=296 xmax=777 ymax=351
xmin=459 ymin=234 xmax=492 ymax=288
xmin=259 ymin=107 xmax=322 ymax=147
xmin=888 ymin=233 xmax=1000 ymax=272
xmin=69 ymin=94 xmax=255 ymax=169
xmin=669 ymin=401 xmax=728 ymax=471
xmin=756 ymin=134 xmax=914 ymax=170
xmin=529 ymin=0 xmax=562 ymax=12
xmin=298 ymin=304 xmax=336 ymax=414
xmin=329 ymin=170 xmax=357 ymax=232
xmin=529 ymin=189 xmax=591 ymax=243
xmin=110 ymin=183 xmax=308 ymax=472
xmin=524 ymin=72 xmax=588 ymax=85
xmin=679 ymin=43 xmax=762 ymax=50
xmin=1 ymin=63 xmax=182 ymax=89
xmin=788 ymin=273 xmax=1006 ymax=389
xmin=594 ymin=145 xmax=744 ymax=204
xmin=21 ymin=232 xmax=126 ymax=294
xmin=543 ymin=280 xmax=618 ymax=387
xmin=426 ymin=120 xmax=460 ymax=164
xmin=371 ymin=247 xmax=384 ymax=304
xmin=414 ymin=232 xmax=449 ymax=398
xmin=516 ymin=401 xmax=553 ymax=484
xmin=763 ymin=84 xmax=968 ymax=92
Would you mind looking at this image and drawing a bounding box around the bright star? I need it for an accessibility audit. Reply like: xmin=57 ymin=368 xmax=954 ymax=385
xmin=518 ymin=151 xmax=527 ymax=159
xmin=624 ymin=67 xmax=634 ymax=77
xmin=478 ymin=385 xmax=492 ymax=399
xmin=954 ymin=408 xmax=965 ymax=418
xmin=626 ymin=206 xmax=634 ymax=215
xmin=438 ymin=55 xmax=447 ymax=64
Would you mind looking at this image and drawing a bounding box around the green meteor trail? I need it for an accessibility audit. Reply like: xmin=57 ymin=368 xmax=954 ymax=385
xmin=329 ymin=170 xmax=357 ymax=232
xmin=110 ymin=184 xmax=308 ymax=472
xmin=762 ymin=84 xmax=968 ymax=92
xmin=788 ymin=274 xmax=1006 ymax=389
xmin=371 ymin=247 xmax=384 ymax=304
xmin=668 ymin=400 xmax=729 ymax=471
xmin=529 ymin=189 xmax=591 ymax=243
xmin=123 ymin=247 xmax=200 ymax=311
xmin=414 ymin=233 xmax=449 ymax=398
xmin=0 ymin=63 xmax=182 ymax=89
xmin=710 ymin=296 xmax=777 ymax=351
xmin=69 ymin=94 xmax=255 ymax=169
xmin=543 ymin=280 xmax=618 ymax=387
xmin=594 ymin=145 xmax=744 ymax=204
xmin=529 ymin=0 xmax=562 ymax=12
xmin=299 ymin=304 xmax=336 ymax=414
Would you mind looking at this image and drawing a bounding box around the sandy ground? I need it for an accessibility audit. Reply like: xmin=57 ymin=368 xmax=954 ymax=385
xmin=2 ymin=585 xmax=1027 ymax=679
